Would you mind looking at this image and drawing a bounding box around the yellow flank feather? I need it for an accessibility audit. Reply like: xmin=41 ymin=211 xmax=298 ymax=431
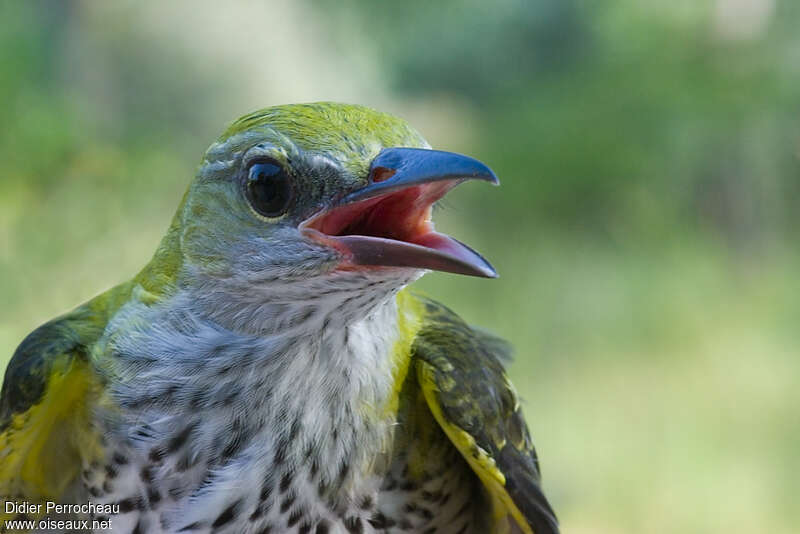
xmin=417 ymin=362 xmax=535 ymax=534
xmin=0 ymin=355 xmax=99 ymax=525
xmin=379 ymin=289 xmax=426 ymax=419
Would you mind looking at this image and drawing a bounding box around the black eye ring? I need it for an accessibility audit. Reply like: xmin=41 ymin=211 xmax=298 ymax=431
xmin=244 ymin=159 xmax=293 ymax=218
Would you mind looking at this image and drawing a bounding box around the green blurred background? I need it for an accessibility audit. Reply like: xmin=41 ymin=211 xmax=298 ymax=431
xmin=1 ymin=1 xmax=798 ymax=532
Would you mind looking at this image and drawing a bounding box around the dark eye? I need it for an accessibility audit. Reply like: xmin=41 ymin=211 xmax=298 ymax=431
xmin=245 ymin=160 xmax=293 ymax=218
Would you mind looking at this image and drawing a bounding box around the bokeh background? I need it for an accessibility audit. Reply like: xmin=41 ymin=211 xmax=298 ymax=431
xmin=1 ymin=1 xmax=798 ymax=532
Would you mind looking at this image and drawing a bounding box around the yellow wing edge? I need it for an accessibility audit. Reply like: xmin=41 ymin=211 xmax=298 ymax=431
xmin=417 ymin=361 xmax=534 ymax=534
xmin=1 ymin=355 xmax=99 ymax=526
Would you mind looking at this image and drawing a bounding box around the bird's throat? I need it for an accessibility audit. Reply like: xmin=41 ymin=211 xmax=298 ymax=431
xmin=103 ymin=282 xmax=422 ymax=491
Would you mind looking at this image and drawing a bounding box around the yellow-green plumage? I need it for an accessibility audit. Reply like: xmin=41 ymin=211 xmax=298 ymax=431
xmin=1 ymin=103 xmax=557 ymax=533
xmin=0 ymin=282 xmax=138 ymax=520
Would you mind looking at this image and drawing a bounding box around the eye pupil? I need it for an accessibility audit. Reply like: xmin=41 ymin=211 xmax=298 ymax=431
xmin=246 ymin=161 xmax=292 ymax=217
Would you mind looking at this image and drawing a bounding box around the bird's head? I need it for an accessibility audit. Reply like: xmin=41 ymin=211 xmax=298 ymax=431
xmin=154 ymin=103 xmax=498 ymax=328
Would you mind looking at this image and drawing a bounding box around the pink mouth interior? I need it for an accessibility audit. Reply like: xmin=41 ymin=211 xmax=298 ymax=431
xmin=302 ymin=181 xmax=456 ymax=246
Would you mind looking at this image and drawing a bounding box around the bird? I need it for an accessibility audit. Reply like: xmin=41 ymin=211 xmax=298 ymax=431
xmin=0 ymin=103 xmax=558 ymax=534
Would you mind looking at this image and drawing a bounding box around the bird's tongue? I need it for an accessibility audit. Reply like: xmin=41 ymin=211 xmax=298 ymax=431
xmin=300 ymin=181 xmax=497 ymax=278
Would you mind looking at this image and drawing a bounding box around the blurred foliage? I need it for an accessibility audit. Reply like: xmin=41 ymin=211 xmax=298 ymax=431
xmin=1 ymin=1 xmax=798 ymax=533
xmin=327 ymin=0 xmax=800 ymax=247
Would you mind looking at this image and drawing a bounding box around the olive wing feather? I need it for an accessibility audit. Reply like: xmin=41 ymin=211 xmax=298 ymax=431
xmin=412 ymin=296 xmax=559 ymax=534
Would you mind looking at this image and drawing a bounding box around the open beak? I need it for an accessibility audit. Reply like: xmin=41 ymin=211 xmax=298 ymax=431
xmin=300 ymin=147 xmax=499 ymax=278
